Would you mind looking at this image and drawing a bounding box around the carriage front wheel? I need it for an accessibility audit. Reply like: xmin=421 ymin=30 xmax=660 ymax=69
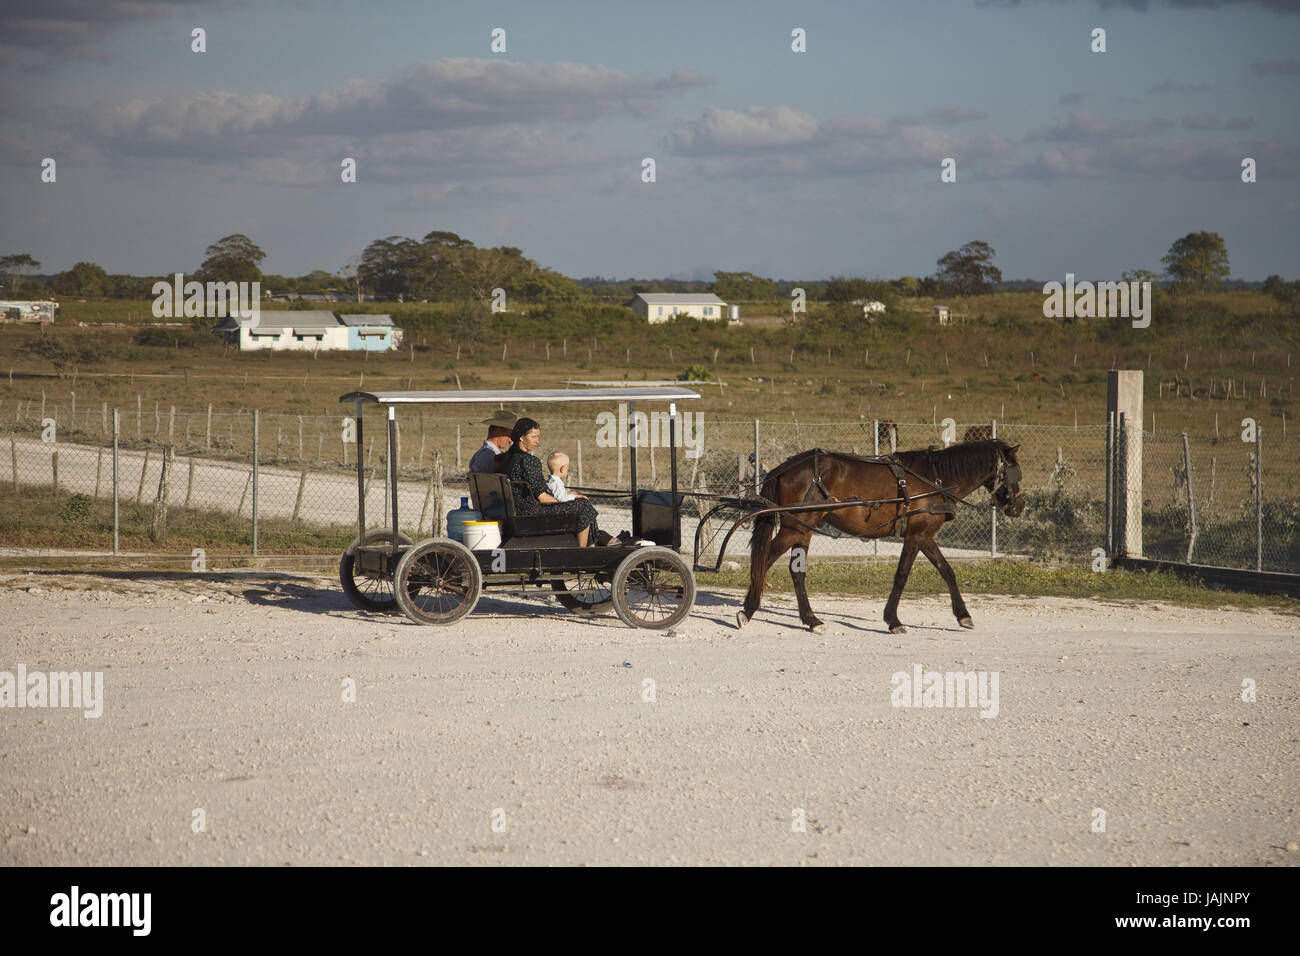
xmin=611 ymin=547 xmax=696 ymax=630
xmin=394 ymin=538 xmax=482 ymax=625
xmin=339 ymin=528 xmax=413 ymax=611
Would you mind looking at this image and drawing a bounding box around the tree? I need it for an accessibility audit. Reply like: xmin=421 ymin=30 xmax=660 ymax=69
xmin=0 ymin=253 xmax=40 ymax=295
xmin=20 ymin=336 xmax=101 ymax=378
xmin=934 ymin=240 xmax=1002 ymax=296
xmin=357 ymin=236 xmax=422 ymax=300
xmin=1121 ymin=269 xmax=1160 ymax=284
xmin=505 ymin=268 xmax=590 ymax=304
xmin=1161 ymin=232 xmax=1229 ymax=290
xmin=712 ymin=271 xmax=776 ymax=302
xmin=197 ymin=234 xmax=266 ymax=283
xmin=53 ymin=261 xmax=109 ymax=298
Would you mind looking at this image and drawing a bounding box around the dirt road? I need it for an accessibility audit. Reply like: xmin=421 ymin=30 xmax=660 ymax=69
xmin=1 ymin=571 xmax=1296 ymax=865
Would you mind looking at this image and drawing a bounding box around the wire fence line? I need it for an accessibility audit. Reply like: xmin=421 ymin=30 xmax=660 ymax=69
xmin=2 ymin=397 xmax=1295 ymax=574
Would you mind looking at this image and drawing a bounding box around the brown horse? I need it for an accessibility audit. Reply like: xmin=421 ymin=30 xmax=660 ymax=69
xmin=738 ymin=440 xmax=1024 ymax=634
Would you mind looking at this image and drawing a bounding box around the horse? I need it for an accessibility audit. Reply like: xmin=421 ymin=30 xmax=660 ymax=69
xmin=737 ymin=440 xmax=1024 ymax=634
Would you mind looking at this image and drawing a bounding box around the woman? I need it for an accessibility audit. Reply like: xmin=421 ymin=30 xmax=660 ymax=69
xmin=502 ymin=418 xmax=606 ymax=547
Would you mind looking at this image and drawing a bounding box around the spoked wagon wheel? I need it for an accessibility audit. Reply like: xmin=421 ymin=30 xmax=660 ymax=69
xmin=611 ymin=547 xmax=696 ymax=630
xmin=393 ymin=538 xmax=482 ymax=625
xmin=340 ymin=529 xmax=412 ymax=611
xmin=552 ymin=574 xmax=614 ymax=614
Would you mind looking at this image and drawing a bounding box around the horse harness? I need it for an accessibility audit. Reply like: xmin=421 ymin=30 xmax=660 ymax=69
xmin=777 ymin=450 xmax=956 ymax=537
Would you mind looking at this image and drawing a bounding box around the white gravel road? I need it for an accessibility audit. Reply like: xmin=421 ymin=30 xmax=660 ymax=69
xmin=0 ymin=571 xmax=1296 ymax=866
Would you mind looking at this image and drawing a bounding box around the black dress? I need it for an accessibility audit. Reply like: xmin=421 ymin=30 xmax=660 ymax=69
xmin=503 ymin=451 xmax=600 ymax=536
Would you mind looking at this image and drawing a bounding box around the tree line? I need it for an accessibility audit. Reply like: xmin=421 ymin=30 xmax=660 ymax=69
xmin=0 ymin=229 xmax=1266 ymax=308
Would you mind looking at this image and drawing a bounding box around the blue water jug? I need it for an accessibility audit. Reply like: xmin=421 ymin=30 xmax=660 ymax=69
xmin=447 ymin=496 xmax=482 ymax=543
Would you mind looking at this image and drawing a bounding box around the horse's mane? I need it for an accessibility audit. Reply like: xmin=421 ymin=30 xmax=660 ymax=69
xmin=894 ymin=440 xmax=1011 ymax=484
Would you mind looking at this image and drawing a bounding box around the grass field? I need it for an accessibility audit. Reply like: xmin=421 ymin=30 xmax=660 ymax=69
xmin=2 ymin=292 xmax=1296 ymax=440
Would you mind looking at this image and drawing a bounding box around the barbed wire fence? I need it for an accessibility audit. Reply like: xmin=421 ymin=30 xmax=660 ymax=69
xmin=2 ymin=393 xmax=1295 ymax=574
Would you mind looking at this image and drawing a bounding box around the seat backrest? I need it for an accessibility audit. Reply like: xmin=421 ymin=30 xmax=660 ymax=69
xmin=468 ymin=471 xmax=514 ymax=524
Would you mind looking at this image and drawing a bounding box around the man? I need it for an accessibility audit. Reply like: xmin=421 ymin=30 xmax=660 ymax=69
xmin=469 ymin=409 xmax=517 ymax=473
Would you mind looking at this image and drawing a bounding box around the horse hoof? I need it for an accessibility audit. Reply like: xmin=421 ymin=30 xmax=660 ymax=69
xmin=735 ymin=611 xmax=749 ymax=630
xmin=809 ymin=623 xmax=825 ymax=635
xmin=958 ymin=617 xmax=974 ymax=629
xmin=889 ymin=624 xmax=908 ymax=634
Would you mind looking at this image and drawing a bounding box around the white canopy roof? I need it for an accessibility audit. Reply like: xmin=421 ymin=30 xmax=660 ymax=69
xmin=340 ymin=386 xmax=701 ymax=405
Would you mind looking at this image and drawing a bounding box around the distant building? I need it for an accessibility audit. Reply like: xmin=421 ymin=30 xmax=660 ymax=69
xmin=0 ymin=300 xmax=56 ymax=323
xmin=340 ymin=314 xmax=400 ymax=351
xmin=630 ymin=293 xmax=728 ymax=323
xmin=213 ymin=310 xmax=399 ymax=351
xmin=933 ymin=304 xmax=951 ymax=326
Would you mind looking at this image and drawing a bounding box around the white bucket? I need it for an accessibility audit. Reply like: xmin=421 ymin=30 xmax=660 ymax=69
xmin=462 ymin=520 xmax=502 ymax=551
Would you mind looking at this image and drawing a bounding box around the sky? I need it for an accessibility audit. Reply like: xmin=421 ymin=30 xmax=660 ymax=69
xmin=1 ymin=0 xmax=1297 ymax=282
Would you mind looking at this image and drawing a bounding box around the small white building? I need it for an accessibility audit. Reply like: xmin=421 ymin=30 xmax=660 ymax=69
xmin=933 ymin=304 xmax=951 ymax=326
xmin=214 ymin=311 xmax=352 ymax=351
xmin=631 ymin=293 xmax=728 ymax=323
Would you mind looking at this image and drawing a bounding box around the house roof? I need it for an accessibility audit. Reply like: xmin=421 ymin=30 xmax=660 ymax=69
xmin=635 ymin=293 xmax=726 ymax=305
xmin=246 ymin=311 xmax=341 ymax=329
xmin=339 ymin=314 xmax=394 ymax=327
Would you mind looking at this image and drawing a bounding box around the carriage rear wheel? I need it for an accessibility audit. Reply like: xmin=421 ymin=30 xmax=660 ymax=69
xmin=611 ymin=547 xmax=696 ymax=630
xmin=394 ymin=538 xmax=482 ymax=625
xmin=339 ymin=529 xmax=412 ymax=611
xmin=552 ymin=575 xmax=614 ymax=614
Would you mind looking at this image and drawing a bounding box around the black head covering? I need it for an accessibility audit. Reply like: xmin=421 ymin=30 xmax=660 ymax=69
xmin=510 ymin=417 xmax=540 ymax=446
xmin=504 ymin=417 xmax=541 ymax=468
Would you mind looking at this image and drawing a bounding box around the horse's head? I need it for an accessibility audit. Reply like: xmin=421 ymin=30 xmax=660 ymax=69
xmin=986 ymin=442 xmax=1025 ymax=517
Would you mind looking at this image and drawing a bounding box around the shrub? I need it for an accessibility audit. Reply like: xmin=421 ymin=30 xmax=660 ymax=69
xmin=58 ymin=493 xmax=93 ymax=524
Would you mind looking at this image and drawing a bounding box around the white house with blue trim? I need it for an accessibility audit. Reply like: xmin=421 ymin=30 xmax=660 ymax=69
xmin=340 ymin=314 xmax=400 ymax=350
xmin=213 ymin=311 xmax=401 ymax=351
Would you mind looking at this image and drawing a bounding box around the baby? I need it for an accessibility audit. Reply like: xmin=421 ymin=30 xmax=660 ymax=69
xmin=545 ymin=452 xmax=586 ymax=502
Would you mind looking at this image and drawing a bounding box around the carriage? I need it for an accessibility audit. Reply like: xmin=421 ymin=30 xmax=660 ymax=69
xmin=336 ymin=387 xmax=701 ymax=630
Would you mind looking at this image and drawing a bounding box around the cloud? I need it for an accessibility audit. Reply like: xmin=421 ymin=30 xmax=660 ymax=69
xmin=0 ymin=0 xmax=229 ymax=67
xmin=1250 ymin=58 xmax=1300 ymax=74
xmin=2 ymin=58 xmax=710 ymax=167
xmin=665 ymin=106 xmax=1017 ymax=179
xmin=1026 ymin=110 xmax=1175 ymax=142
xmin=668 ymin=106 xmax=819 ymax=153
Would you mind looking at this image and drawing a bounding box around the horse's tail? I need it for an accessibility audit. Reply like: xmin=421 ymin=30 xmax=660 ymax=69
xmin=744 ymin=471 xmax=782 ymax=615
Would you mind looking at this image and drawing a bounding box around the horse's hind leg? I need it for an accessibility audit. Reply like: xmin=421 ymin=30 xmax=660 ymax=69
xmin=786 ymin=531 xmax=824 ymax=633
xmin=739 ymin=521 xmax=800 ymax=626
xmin=919 ymin=535 xmax=973 ymax=628
xmin=883 ymin=535 xmax=921 ymax=634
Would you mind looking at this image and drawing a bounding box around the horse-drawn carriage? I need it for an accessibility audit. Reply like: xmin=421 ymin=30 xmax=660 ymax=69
xmin=336 ymin=386 xmax=1025 ymax=635
xmin=336 ymin=387 xmax=700 ymax=630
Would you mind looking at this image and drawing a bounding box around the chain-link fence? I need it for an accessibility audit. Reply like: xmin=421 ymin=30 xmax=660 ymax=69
xmin=5 ymin=392 xmax=1290 ymax=572
xmin=1137 ymin=425 xmax=1299 ymax=574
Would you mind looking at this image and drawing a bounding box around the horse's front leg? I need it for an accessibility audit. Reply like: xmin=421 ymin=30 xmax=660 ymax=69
xmin=919 ymin=534 xmax=973 ymax=628
xmin=883 ymin=534 xmax=921 ymax=634
xmin=788 ymin=531 xmax=823 ymax=633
